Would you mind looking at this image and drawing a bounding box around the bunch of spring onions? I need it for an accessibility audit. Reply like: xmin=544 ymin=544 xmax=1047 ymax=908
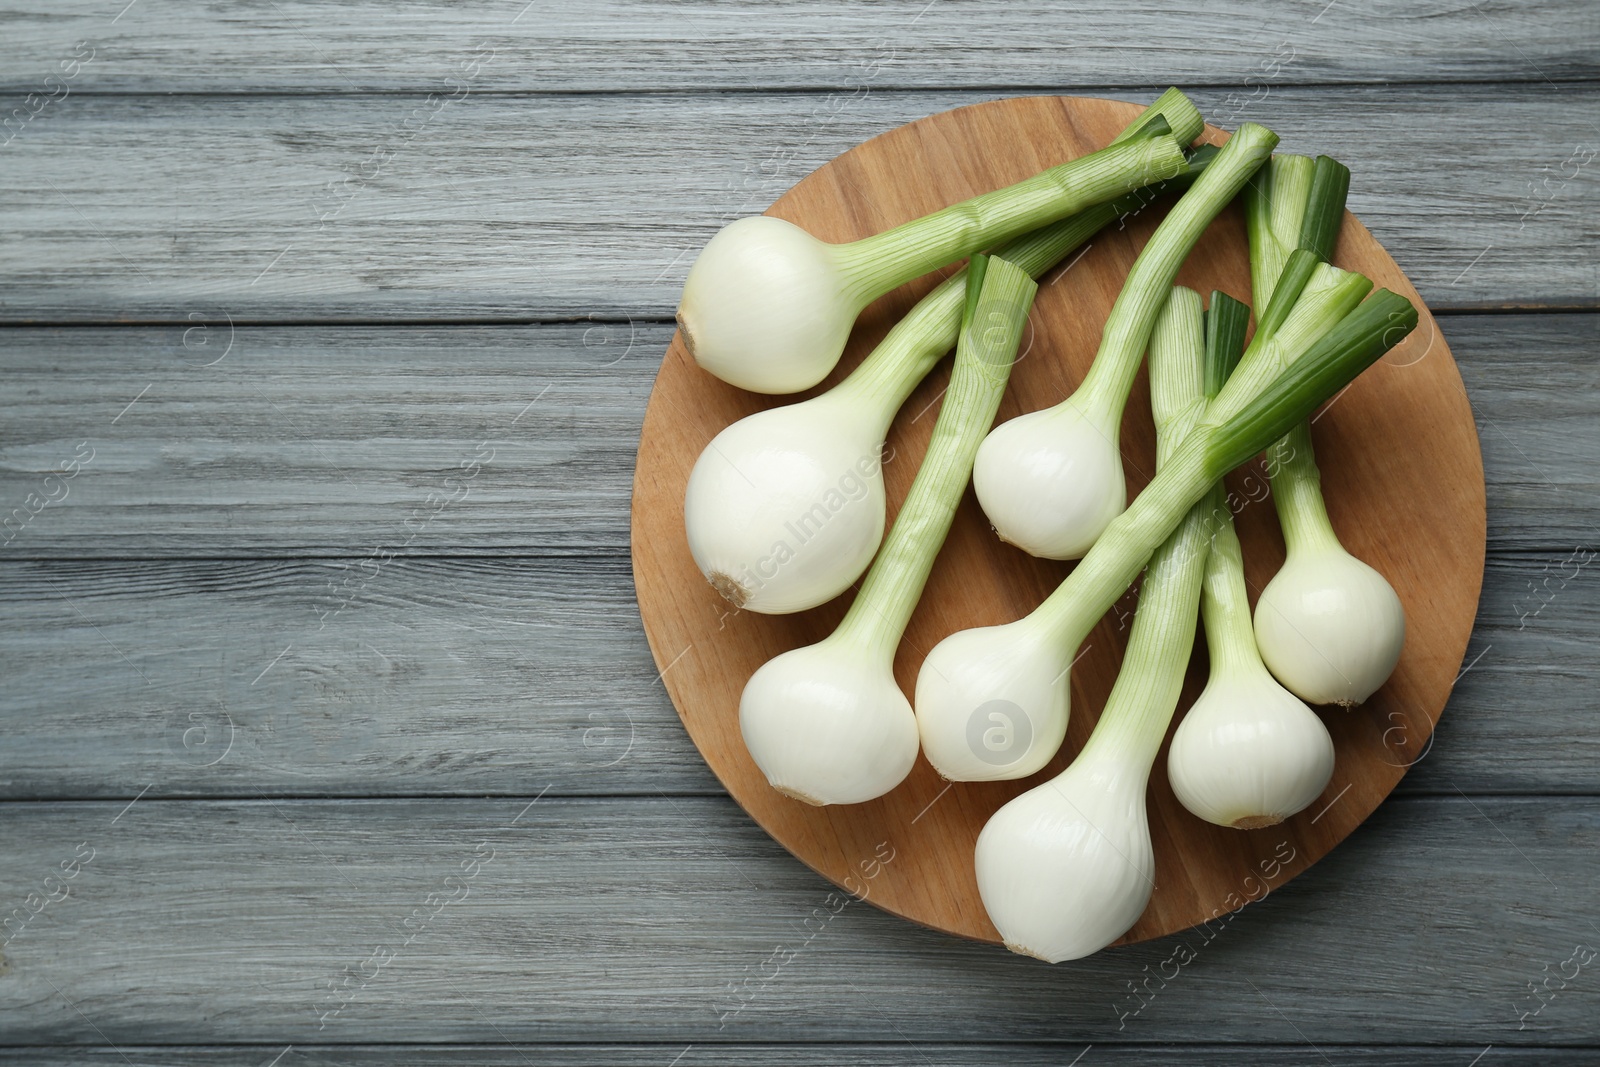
xmin=676 ymin=93 xmax=1419 ymax=961
xmin=972 ymin=270 xmax=1412 ymax=956
xmin=913 ymin=235 xmax=1409 ymax=783
xmin=969 ymin=165 xmax=1410 ymax=959
xmin=1160 ymin=158 xmax=1383 ymax=832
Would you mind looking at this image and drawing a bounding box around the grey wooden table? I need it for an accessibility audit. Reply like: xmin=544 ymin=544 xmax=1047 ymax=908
xmin=2 ymin=2 xmax=1597 ymax=1063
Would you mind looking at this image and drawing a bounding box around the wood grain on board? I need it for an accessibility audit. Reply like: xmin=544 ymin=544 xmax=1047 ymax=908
xmin=631 ymin=95 xmax=1486 ymax=944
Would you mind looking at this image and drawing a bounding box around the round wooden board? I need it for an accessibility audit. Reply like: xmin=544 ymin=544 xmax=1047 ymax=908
xmin=630 ymin=95 xmax=1486 ymax=947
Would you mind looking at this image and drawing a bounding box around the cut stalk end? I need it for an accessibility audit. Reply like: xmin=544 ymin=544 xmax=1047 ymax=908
xmin=1122 ymin=114 xmax=1173 ymax=143
xmin=1203 ymin=291 xmax=1251 ymax=400
xmin=1299 ymin=155 xmax=1353 ymax=261
xmin=1254 ymin=248 xmax=1323 ymax=348
xmin=1113 ymin=87 xmax=1206 ymax=148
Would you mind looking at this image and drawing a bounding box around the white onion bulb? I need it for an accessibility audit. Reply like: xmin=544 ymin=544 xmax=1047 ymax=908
xmin=1169 ymin=477 xmax=1338 ymax=830
xmin=913 ymin=619 xmax=1069 ymax=782
xmin=739 ymin=638 xmax=919 ymax=806
xmin=676 ymin=133 xmax=1193 ymax=394
xmin=1167 ymin=669 xmax=1334 ymax=828
xmin=684 ymin=393 xmax=888 ymax=614
xmin=677 ymin=217 xmax=861 ymax=395
xmin=976 ymin=754 xmax=1154 ymax=962
xmin=972 ymin=397 xmax=1127 ymax=560
xmin=1254 ymin=546 xmax=1405 ymax=706
xmin=965 ymin=124 xmax=1285 ymax=563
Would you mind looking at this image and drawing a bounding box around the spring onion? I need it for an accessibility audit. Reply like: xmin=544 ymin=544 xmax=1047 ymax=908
xmin=915 ymin=280 xmax=1419 ymax=781
xmin=677 ymin=100 xmax=1198 ymax=394
xmin=976 ymin=285 xmax=1220 ymax=961
xmin=1246 ymin=156 xmax=1407 ymax=706
xmin=740 ymin=254 xmax=1037 ymax=805
xmin=971 ymin=122 xmax=1279 ymax=560
xmin=685 ymin=93 xmax=1216 ymax=614
xmin=1167 ymin=516 xmax=1337 ymax=828
xmin=1165 ymin=293 xmax=1336 ymax=829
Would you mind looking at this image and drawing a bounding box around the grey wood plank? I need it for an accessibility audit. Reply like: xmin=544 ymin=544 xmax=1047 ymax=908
xmin=0 ymin=315 xmax=1593 ymax=559
xmin=0 ymin=324 xmax=652 ymax=557
xmin=1404 ymin=553 xmax=1600 ymax=795
xmin=0 ymin=555 xmax=717 ymax=799
xmin=0 ymin=795 xmax=1593 ymax=1044
xmin=1455 ymin=313 xmax=1600 ymax=554
xmin=0 ymin=87 xmax=1593 ymax=323
xmin=4 ymin=0 xmax=1595 ymax=94
xmin=0 ymin=1046 xmax=1587 ymax=1066
xmin=0 ymin=552 xmax=1593 ymax=799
